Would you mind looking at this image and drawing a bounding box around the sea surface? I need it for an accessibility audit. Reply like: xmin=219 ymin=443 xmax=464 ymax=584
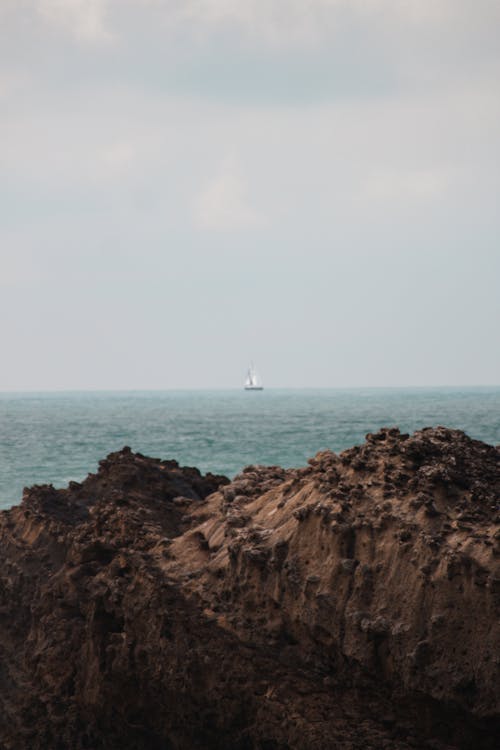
xmin=0 ymin=387 xmax=499 ymax=510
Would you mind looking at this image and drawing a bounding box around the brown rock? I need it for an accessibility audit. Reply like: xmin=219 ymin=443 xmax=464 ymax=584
xmin=0 ymin=430 xmax=498 ymax=749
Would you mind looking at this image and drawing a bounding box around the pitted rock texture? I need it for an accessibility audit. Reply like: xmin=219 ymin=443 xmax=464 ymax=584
xmin=0 ymin=429 xmax=498 ymax=749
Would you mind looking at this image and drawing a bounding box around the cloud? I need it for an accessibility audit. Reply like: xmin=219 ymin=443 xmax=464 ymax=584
xmin=195 ymin=162 xmax=264 ymax=231
xmin=360 ymin=168 xmax=450 ymax=205
xmin=98 ymin=141 xmax=136 ymax=178
xmin=0 ymin=71 xmax=28 ymax=102
xmin=178 ymin=0 xmax=445 ymax=28
xmin=155 ymin=0 xmax=487 ymax=47
xmin=0 ymin=234 xmax=45 ymax=289
xmin=37 ymin=0 xmax=112 ymax=43
xmin=8 ymin=1 xmax=495 ymax=53
xmin=179 ymin=0 xmax=333 ymax=45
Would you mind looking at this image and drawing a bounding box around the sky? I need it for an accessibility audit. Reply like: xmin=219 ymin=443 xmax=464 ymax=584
xmin=1 ymin=0 xmax=499 ymax=390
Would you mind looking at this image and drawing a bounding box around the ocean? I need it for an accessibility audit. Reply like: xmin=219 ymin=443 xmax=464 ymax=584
xmin=0 ymin=387 xmax=499 ymax=510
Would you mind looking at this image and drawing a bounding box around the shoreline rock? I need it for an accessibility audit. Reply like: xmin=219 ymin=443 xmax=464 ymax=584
xmin=0 ymin=428 xmax=498 ymax=749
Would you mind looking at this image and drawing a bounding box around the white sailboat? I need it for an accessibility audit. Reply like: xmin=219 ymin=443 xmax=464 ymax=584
xmin=244 ymin=363 xmax=263 ymax=391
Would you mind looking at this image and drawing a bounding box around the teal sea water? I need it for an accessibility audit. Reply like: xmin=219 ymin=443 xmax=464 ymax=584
xmin=0 ymin=387 xmax=499 ymax=510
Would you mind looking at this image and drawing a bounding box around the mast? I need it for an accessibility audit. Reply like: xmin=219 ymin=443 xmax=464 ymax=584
xmin=244 ymin=361 xmax=263 ymax=390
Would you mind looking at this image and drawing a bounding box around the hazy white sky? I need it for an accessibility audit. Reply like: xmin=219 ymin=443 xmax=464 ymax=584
xmin=1 ymin=0 xmax=499 ymax=389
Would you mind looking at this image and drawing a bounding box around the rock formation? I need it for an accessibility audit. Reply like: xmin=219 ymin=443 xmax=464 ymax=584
xmin=0 ymin=428 xmax=498 ymax=749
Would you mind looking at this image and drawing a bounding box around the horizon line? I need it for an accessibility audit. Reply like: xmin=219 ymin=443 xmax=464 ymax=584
xmin=0 ymin=384 xmax=499 ymax=395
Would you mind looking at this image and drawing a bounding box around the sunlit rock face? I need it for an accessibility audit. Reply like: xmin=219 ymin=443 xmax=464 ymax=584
xmin=0 ymin=429 xmax=498 ymax=750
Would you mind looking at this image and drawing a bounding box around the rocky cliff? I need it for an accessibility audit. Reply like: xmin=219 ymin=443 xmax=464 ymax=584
xmin=0 ymin=428 xmax=498 ymax=749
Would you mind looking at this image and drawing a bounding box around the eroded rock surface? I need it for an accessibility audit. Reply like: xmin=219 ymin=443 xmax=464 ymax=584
xmin=0 ymin=429 xmax=498 ymax=749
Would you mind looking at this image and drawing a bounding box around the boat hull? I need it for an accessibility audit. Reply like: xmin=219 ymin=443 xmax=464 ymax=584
xmin=244 ymin=386 xmax=263 ymax=391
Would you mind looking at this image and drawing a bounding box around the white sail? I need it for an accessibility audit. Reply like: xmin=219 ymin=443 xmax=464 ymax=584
xmin=244 ymin=363 xmax=263 ymax=390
